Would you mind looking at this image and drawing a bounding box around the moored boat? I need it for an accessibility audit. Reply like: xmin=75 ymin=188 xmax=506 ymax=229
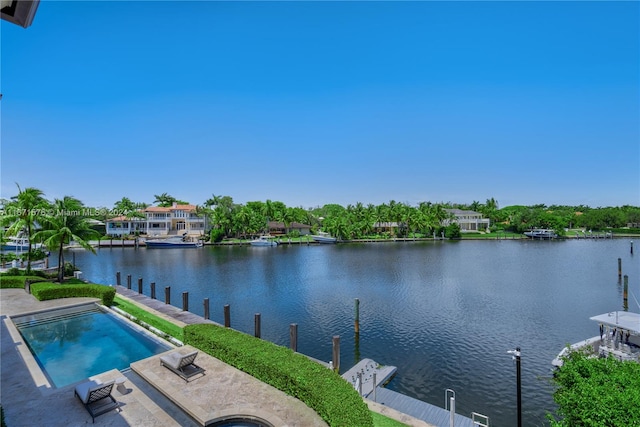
xmin=524 ymin=229 xmax=558 ymax=239
xmin=250 ymin=235 xmax=278 ymax=247
xmin=311 ymin=231 xmax=337 ymax=244
xmin=1 ymin=236 xmax=46 ymax=252
xmin=144 ymin=236 xmax=203 ymax=248
xmin=552 ymin=310 xmax=640 ymax=367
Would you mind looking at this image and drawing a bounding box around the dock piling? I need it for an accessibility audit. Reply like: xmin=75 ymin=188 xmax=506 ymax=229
xmin=224 ymin=304 xmax=230 ymax=327
xmin=354 ymin=298 xmax=360 ymax=333
xmin=150 ymin=282 xmax=156 ymax=299
xmin=116 ymin=271 xmax=121 ymax=287
xmin=164 ymin=286 xmax=171 ymax=305
xmin=618 ymin=258 xmax=622 ymax=280
xmin=204 ymin=298 xmax=210 ymax=320
xmin=182 ymin=292 xmax=189 ymax=311
xmin=127 ymin=274 xmax=131 ymax=290
xmin=332 ymin=335 xmax=340 ymax=373
xmin=290 ymin=323 xmax=298 ymax=352
xmin=137 ymin=277 xmax=143 ymax=294
xmin=255 ymin=313 xmax=261 ymax=338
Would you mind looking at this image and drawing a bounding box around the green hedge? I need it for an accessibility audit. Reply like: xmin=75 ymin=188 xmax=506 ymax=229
xmin=30 ymin=282 xmax=115 ymax=306
xmin=184 ymin=324 xmax=373 ymax=427
xmin=0 ymin=276 xmax=48 ymax=289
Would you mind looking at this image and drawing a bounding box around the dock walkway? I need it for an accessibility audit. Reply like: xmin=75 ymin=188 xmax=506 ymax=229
xmin=343 ymin=359 xmax=484 ymax=427
xmin=373 ymin=388 xmax=481 ymax=427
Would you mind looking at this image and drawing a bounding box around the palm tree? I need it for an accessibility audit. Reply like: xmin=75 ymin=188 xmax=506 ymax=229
xmin=34 ymin=196 xmax=99 ymax=282
xmin=153 ymin=193 xmax=176 ymax=207
xmin=3 ymin=184 xmax=49 ymax=273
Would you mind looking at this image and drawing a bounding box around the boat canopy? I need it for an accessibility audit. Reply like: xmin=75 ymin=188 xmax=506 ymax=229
xmin=590 ymin=311 xmax=640 ymax=334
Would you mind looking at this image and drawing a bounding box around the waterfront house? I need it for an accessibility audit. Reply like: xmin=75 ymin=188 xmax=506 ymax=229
xmin=267 ymin=221 xmax=312 ymax=236
xmin=106 ymin=203 xmax=207 ymax=237
xmin=443 ymin=209 xmax=490 ymax=232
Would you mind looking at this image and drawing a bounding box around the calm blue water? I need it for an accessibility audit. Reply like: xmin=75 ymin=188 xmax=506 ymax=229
xmin=70 ymin=239 xmax=639 ymax=427
xmin=13 ymin=305 xmax=171 ymax=388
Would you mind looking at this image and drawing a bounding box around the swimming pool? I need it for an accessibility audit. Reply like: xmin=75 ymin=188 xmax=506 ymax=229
xmin=13 ymin=304 xmax=172 ymax=388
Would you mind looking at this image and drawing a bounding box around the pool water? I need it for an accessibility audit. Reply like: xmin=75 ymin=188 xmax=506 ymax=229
xmin=13 ymin=304 xmax=171 ymax=388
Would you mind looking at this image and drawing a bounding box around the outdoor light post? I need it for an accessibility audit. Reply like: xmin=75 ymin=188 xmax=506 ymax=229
xmin=507 ymin=347 xmax=522 ymax=427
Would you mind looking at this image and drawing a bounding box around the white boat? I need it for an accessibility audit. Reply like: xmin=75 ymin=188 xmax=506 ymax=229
xmin=311 ymin=231 xmax=337 ymax=244
xmin=552 ymin=311 xmax=640 ymax=368
xmin=145 ymin=236 xmax=203 ymax=248
xmin=524 ymin=229 xmax=558 ymax=239
xmin=1 ymin=236 xmax=45 ymax=252
xmin=250 ymin=236 xmax=278 ymax=247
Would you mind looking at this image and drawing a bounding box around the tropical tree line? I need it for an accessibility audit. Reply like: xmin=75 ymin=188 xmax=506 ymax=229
xmin=1 ymin=185 xmax=98 ymax=280
xmin=3 ymin=186 xmax=640 ymax=265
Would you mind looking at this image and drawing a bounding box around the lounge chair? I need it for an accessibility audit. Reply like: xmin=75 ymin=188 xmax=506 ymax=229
xmin=160 ymin=350 xmax=206 ymax=382
xmin=74 ymin=379 xmax=120 ymax=423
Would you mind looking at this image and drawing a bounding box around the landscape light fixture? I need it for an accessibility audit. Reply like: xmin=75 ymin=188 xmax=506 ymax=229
xmin=1 ymin=0 xmax=39 ymax=28
xmin=507 ymin=347 xmax=522 ymax=427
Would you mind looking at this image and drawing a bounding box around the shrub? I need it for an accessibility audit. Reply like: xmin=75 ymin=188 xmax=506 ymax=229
xmin=210 ymin=228 xmax=225 ymax=243
xmin=0 ymin=275 xmax=47 ymax=289
xmin=30 ymin=282 xmax=116 ymax=306
xmin=184 ymin=324 xmax=373 ymax=427
xmin=548 ymin=351 xmax=640 ymax=426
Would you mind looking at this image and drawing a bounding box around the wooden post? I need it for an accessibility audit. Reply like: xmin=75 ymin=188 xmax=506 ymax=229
xmin=182 ymin=292 xmax=189 ymax=311
xmin=204 ymin=298 xmax=210 ymax=320
xmin=332 ymin=335 xmax=340 ymax=373
xmin=618 ymin=258 xmax=622 ymax=280
xmin=224 ymin=304 xmax=230 ymax=327
xmin=631 ymin=241 xmax=634 ymax=255
xmin=165 ymin=286 xmax=171 ymax=304
xmin=290 ymin=323 xmax=298 ymax=352
xmin=623 ymin=275 xmax=629 ymax=310
xmin=255 ymin=313 xmax=261 ymax=338
xmin=116 ymin=271 xmax=121 ymax=287
xmin=354 ymin=298 xmax=360 ymax=333
xmin=127 ymin=274 xmax=131 ymax=289
xmin=150 ymin=282 xmax=156 ymax=299
xmin=137 ymin=277 xmax=143 ymax=294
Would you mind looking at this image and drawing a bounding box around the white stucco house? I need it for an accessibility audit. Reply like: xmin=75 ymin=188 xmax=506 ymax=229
xmin=105 ymin=203 xmax=207 ymax=237
xmin=443 ymin=209 xmax=490 ymax=232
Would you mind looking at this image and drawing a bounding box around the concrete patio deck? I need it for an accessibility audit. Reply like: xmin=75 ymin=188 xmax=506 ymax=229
xmin=0 ymin=289 xmax=326 ymax=426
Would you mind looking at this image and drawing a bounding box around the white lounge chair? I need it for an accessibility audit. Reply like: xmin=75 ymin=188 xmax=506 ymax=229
xmin=160 ymin=350 xmax=205 ymax=382
xmin=74 ymin=379 xmax=120 ymax=423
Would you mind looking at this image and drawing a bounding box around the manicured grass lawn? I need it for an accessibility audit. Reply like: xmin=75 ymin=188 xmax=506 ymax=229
xmin=112 ymin=295 xmax=184 ymax=341
xmin=371 ymin=411 xmax=409 ymax=427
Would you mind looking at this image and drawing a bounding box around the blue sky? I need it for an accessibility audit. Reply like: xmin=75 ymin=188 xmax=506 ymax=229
xmin=2 ymin=1 xmax=638 ymax=209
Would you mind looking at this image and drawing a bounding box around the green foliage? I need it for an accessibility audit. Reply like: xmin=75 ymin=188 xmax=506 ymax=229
xmin=112 ymin=296 xmax=183 ymax=341
xmin=210 ymin=228 xmax=225 ymax=243
xmin=0 ymin=275 xmax=47 ymax=289
xmin=548 ymin=351 xmax=640 ymax=426
xmin=63 ymin=262 xmax=76 ymax=277
xmin=184 ymin=324 xmax=374 ymax=427
xmin=30 ymin=281 xmax=115 ymax=306
xmin=444 ymin=223 xmax=461 ymax=239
